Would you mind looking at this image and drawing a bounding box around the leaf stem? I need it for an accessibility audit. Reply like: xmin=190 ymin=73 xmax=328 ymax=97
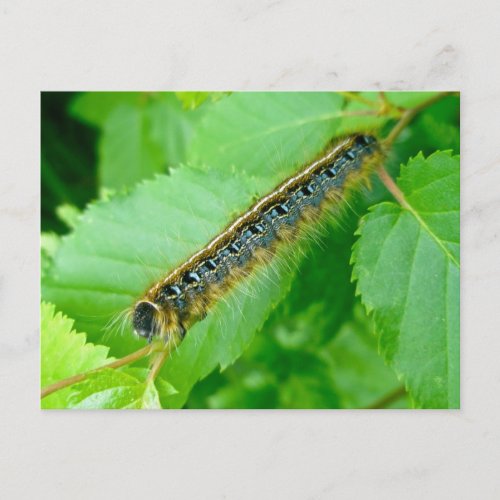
xmin=365 ymin=386 xmax=407 ymax=409
xmin=147 ymin=346 xmax=172 ymax=383
xmin=338 ymin=91 xmax=380 ymax=108
xmin=382 ymin=91 xmax=453 ymax=148
xmin=377 ymin=166 xmax=411 ymax=210
xmin=41 ymin=344 xmax=154 ymax=399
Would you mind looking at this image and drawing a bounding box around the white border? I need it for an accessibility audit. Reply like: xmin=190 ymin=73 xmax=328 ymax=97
xmin=1 ymin=0 xmax=498 ymax=497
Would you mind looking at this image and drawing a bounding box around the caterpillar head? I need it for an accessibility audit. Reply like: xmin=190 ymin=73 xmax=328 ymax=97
xmin=132 ymin=300 xmax=186 ymax=343
xmin=132 ymin=301 xmax=162 ymax=343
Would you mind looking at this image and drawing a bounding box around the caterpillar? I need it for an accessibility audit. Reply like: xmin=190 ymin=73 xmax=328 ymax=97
xmin=132 ymin=133 xmax=383 ymax=344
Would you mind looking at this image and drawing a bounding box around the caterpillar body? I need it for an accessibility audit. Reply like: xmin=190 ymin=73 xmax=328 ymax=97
xmin=132 ymin=133 xmax=383 ymax=343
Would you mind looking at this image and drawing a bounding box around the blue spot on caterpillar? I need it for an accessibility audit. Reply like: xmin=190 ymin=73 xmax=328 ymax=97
xmin=132 ymin=133 xmax=382 ymax=343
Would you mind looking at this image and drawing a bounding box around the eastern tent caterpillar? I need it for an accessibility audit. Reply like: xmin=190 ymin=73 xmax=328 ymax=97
xmin=132 ymin=134 xmax=382 ymax=343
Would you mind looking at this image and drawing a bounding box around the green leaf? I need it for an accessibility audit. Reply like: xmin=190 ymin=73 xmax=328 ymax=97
xmin=70 ymin=92 xmax=142 ymax=127
xmin=119 ymin=367 xmax=178 ymax=401
xmin=68 ymin=369 xmax=161 ymax=409
xmin=188 ymin=92 xmax=346 ymax=187
xmin=41 ymin=302 xmax=113 ymax=409
xmin=41 ymin=232 xmax=60 ymax=279
xmin=155 ymin=377 xmax=179 ymax=407
xmin=352 ymin=151 xmax=459 ymax=408
xmin=55 ymin=203 xmax=81 ymax=229
xmin=146 ymin=94 xmax=204 ymax=167
xmin=73 ymin=92 xmax=204 ymax=191
xmin=98 ymin=103 xmax=166 ymax=190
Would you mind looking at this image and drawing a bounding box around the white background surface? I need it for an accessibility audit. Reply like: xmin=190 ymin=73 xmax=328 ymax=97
xmin=1 ymin=0 xmax=499 ymax=498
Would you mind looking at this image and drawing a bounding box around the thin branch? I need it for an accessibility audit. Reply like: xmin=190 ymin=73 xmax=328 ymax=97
xmin=338 ymin=91 xmax=380 ymax=108
xmin=339 ymin=91 xmax=404 ymax=120
xmin=365 ymin=386 xmax=407 ymax=409
xmin=382 ymin=91 xmax=452 ymax=148
xmin=378 ymin=91 xmax=390 ymax=105
xmin=342 ymin=109 xmax=380 ymax=117
xmin=147 ymin=347 xmax=172 ymax=383
xmin=377 ymin=166 xmax=410 ymax=209
xmin=41 ymin=344 xmax=154 ymax=399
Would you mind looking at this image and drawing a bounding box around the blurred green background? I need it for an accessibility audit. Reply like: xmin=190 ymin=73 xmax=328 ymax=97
xmin=41 ymin=92 xmax=98 ymax=233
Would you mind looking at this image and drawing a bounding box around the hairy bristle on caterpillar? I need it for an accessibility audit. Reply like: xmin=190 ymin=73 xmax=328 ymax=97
xmin=132 ymin=133 xmax=383 ymax=343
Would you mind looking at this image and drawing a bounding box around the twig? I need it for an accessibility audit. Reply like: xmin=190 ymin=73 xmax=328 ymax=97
xmin=365 ymin=386 xmax=407 ymax=409
xmin=377 ymin=166 xmax=410 ymax=209
xmin=147 ymin=347 xmax=172 ymax=383
xmin=342 ymin=109 xmax=380 ymax=117
xmin=41 ymin=344 xmax=154 ymax=399
xmin=338 ymin=91 xmax=380 ymax=108
xmin=382 ymin=91 xmax=452 ymax=148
